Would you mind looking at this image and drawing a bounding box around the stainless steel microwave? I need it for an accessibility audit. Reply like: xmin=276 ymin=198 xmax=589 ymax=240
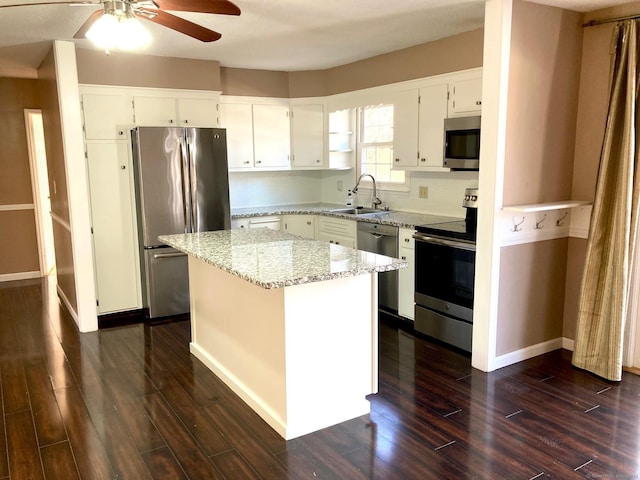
xmin=443 ymin=116 xmax=481 ymax=170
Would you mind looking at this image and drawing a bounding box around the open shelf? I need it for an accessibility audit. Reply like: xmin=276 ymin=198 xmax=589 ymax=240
xmin=502 ymin=200 xmax=591 ymax=213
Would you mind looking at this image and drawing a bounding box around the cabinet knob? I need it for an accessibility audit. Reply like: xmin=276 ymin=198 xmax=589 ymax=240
xmin=476 ymin=100 xmax=482 ymax=105
xmin=243 ymin=161 xmax=250 ymax=165
xmin=184 ymin=120 xmax=189 ymax=124
xmin=120 ymin=165 xmax=126 ymax=170
xmin=118 ymin=130 xmax=124 ymax=136
xmin=394 ymin=158 xmax=400 ymax=162
xmin=335 ymin=242 xmax=340 ymax=245
xmin=420 ymin=158 xmax=426 ymax=163
xmin=401 ymin=256 xmax=407 ymax=260
xmin=316 ymin=159 xmax=321 ymax=163
xmin=404 ymin=238 xmax=410 ymax=243
xmin=306 ymin=221 xmax=311 ymax=225
xmin=256 ymin=160 xmax=262 ymax=164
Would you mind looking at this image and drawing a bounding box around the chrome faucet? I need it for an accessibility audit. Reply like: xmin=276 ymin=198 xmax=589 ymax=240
xmin=353 ymin=173 xmax=382 ymax=209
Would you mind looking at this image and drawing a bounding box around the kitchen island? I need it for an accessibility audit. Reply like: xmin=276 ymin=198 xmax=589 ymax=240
xmin=159 ymin=229 xmax=406 ymax=440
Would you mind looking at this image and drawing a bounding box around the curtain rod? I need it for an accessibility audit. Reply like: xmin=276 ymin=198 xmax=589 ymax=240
xmin=583 ymin=13 xmax=640 ymax=28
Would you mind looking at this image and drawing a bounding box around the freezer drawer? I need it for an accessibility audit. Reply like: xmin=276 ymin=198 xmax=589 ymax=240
xmin=143 ymin=247 xmax=190 ymax=318
xmin=415 ymin=305 xmax=472 ymax=352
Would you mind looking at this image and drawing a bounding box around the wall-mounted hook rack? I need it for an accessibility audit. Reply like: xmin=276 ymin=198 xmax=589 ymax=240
xmin=512 ymin=216 xmax=526 ymax=232
xmin=534 ymin=213 xmax=547 ymax=230
xmin=556 ymin=211 xmax=569 ymax=227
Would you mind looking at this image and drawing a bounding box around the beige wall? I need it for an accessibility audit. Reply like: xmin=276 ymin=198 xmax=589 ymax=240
xmin=497 ymin=0 xmax=583 ymax=354
xmin=0 ymin=77 xmax=41 ymax=275
xmin=75 ymin=48 xmax=221 ymax=91
xmin=221 ymin=28 xmax=484 ymax=98
xmin=38 ymin=48 xmax=77 ymax=311
xmin=497 ymin=240 xmax=568 ymax=355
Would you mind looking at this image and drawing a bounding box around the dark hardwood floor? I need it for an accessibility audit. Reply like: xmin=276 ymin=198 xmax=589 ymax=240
xmin=1 ymin=277 xmax=640 ymax=479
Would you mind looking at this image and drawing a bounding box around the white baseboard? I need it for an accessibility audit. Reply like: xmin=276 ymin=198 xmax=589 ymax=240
xmin=56 ymin=284 xmax=79 ymax=325
xmin=562 ymin=337 xmax=575 ymax=351
xmin=494 ymin=337 xmax=564 ymax=370
xmin=0 ymin=271 xmax=41 ymax=283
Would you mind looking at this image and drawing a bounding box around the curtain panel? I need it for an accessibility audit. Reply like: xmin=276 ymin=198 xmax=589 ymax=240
xmin=572 ymin=20 xmax=640 ymax=382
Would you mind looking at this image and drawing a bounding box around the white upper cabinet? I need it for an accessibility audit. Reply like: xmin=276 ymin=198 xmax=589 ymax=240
xmin=220 ymin=102 xmax=254 ymax=169
xmin=177 ymin=98 xmax=219 ymax=127
xmin=392 ymin=89 xmax=419 ymax=168
xmin=417 ymin=83 xmax=449 ymax=171
xmin=252 ymin=104 xmax=291 ymax=169
xmin=133 ymin=95 xmax=219 ymax=127
xmin=133 ymin=96 xmax=177 ymax=126
xmin=449 ymin=76 xmax=483 ymax=116
xmin=82 ymin=93 xmax=134 ymax=140
xmin=328 ymin=109 xmax=355 ymax=170
xmin=291 ymin=104 xmax=324 ymax=169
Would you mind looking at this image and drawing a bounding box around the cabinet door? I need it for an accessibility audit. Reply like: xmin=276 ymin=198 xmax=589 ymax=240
xmin=418 ymin=84 xmax=449 ymax=170
xmin=177 ymin=98 xmax=218 ymax=127
xmin=450 ymin=77 xmax=483 ymax=115
xmin=86 ymin=142 xmax=141 ymax=314
xmin=282 ymin=215 xmax=315 ymax=239
xmin=82 ymin=94 xmax=133 ymax=140
xmin=220 ymin=103 xmax=254 ymax=169
xmin=398 ymin=246 xmax=415 ymax=320
xmin=133 ymin=96 xmax=177 ymax=126
xmin=291 ymin=104 xmax=324 ymax=168
xmin=253 ymin=104 xmax=291 ymax=168
xmin=392 ymin=89 xmax=419 ymax=168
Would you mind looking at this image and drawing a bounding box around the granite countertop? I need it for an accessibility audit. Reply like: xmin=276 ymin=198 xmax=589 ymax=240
xmin=231 ymin=203 xmax=461 ymax=229
xmin=159 ymin=229 xmax=407 ymax=289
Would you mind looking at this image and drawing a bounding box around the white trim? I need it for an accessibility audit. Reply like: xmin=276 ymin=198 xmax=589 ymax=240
xmin=54 ymin=41 xmax=98 ymax=333
xmin=0 ymin=271 xmax=41 ymax=283
xmin=563 ymin=337 xmax=575 ymax=351
xmin=56 ymin=283 xmax=79 ymax=323
xmin=0 ymin=204 xmax=34 ymax=211
xmin=79 ymin=83 xmax=221 ymax=99
xmin=494 ymin=337 xmax=564 ymax=370
xmin=472 ymin=0 xmax=512 ymax=373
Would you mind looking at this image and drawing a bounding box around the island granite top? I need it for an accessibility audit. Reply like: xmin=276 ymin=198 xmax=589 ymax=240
xmin=159 ymin=229 xmax=407 ymax=289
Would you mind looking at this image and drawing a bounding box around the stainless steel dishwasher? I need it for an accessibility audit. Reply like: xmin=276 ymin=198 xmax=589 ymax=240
xmin=357 ymin=221 xmax=399 ymax=312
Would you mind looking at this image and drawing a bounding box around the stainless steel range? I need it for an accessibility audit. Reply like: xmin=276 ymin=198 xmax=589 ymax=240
xmin=413 ymin=188 xmax=478 ymax=352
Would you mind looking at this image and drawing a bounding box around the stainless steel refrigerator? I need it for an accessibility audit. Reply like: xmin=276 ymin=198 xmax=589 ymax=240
xmin=131 ymin=127 xmax=230 ymax=319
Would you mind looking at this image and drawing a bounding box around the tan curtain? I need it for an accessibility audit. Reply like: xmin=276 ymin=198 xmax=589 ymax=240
xmin=572 ymin=20 xmax=640 ymax=382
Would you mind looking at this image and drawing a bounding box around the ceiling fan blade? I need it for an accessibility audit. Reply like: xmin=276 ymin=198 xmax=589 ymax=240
xmin=148 ymin=0 xmax=239 ymax=15
xmin=74 ymin=9 xmax=104 ymax=39
xmin=139 ymin=9 xmax=221 ymax=42
xmin=0 ymin=1 xmax=98 ymax=8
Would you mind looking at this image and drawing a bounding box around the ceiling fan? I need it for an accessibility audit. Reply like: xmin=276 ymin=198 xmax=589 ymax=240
xmin=0 ymin=0 xmax=241 ymax=44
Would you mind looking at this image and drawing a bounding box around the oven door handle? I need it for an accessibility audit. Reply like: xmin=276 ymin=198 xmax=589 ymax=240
xmin=412 ymin=233 xmax=476 ymax=252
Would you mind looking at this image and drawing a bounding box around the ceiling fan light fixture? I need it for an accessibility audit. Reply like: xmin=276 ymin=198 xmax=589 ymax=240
xmin=86 ymin=1 xmax=151 ymax=52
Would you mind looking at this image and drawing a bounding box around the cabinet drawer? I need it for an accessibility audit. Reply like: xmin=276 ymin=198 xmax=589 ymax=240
xmin=399 ymin=228 xmax=416 ymax=249
xmin=317 ymin=217 xmax=356 ymax=237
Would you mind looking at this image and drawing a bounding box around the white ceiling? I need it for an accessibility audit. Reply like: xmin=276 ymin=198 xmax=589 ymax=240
xmin=0 ymin=0 xmax=634 ymax=75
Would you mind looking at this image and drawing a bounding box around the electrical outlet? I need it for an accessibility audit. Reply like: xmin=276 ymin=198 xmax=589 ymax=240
xmin=337 ymin=180 xmax=343 ymax=192
xmin=419 ymin=186 xmax=429 ymax=199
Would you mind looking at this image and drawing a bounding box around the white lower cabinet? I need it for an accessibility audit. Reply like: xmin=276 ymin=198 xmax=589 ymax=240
xmin=282 ymin=215 xmax=316 ymax=239
xmin=231 ymin=216 xmax=281 ymax=230
xmin=397 ymin=228 xmax=415 ymax=320
xmin=316 ymin=217 xmax=356 ymax=248
xmin=86 ymin=142 xmax=141 ymax=314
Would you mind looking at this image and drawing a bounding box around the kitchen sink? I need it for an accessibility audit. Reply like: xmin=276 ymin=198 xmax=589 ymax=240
xmin=329 ymin=207 xmax=386 ymax=216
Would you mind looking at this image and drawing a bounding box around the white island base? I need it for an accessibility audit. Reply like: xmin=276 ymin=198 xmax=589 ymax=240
xmin=187 ymin=256 xmax=379 ymax=440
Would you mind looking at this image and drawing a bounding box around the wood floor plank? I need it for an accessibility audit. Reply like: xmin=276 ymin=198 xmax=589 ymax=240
xmin=40 ymin=442 xmax=80 ymax=480
xmin=141 ymin=447 xmax=189 ymax=480
xmin=5 ymin=410 xmax=44 ymax=480
xmin=142 ymin=393 xmax=225 ymax=479
xmin=53 ymin=386 xmax=115 ymax=480
xmin=210 ymin=450 xmax=262 ymax=479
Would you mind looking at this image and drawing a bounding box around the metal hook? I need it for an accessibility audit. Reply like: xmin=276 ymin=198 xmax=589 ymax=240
xmin=512 ymin=216 xmax=525 ymax=232
xmin=534 ymin=213 xmax=547 ymax=230
xmin=556 ymin=211 xmax=569 ymax=227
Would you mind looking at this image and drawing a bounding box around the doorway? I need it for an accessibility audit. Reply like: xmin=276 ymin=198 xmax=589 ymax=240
xmin=24 ymin=109 xmax=55 ymax=276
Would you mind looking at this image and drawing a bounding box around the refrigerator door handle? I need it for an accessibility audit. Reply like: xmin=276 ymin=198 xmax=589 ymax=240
xmin=188 ymin=129 xmax=198 ymax=232
xmin=179 ymin=137 xmax=191 ymax=233
xmin=153 ymin=252 xmax=187 ymax=259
